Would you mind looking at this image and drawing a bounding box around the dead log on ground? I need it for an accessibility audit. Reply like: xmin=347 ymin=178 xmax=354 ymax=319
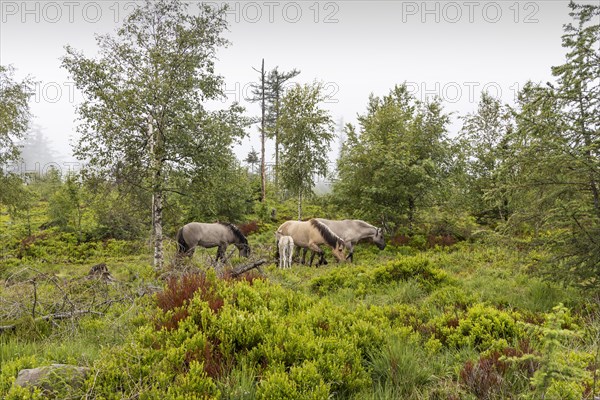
xmin=228 ymin=259 xmax=267 ymax=278
xmin=0 ymin=310 xmax=104 ymax=334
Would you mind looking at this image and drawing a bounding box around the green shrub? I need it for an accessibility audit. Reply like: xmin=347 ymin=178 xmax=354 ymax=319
xmin=84 ymin=276 xmax=386 ymax=398
xmin=0 ymin=355 xmax=39 ymax=394
xmin=310 ymin=255 xmax=448 ymax=296
xmin=429 ymin=303 xmax=523 ymax=350
xmin=425 ymin=286 xmax=475 ymax=311
xmin=506 ymin=304 xmax=592 ymax=400
xmin=372 ymin=256 xmax=449 ymax=289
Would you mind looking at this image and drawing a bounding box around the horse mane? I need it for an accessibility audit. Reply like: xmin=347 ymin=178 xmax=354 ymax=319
xmin=310 ymin=219 xmax=341 ymax=247
xmin=219 ymin=222 xmax=248 ymax=244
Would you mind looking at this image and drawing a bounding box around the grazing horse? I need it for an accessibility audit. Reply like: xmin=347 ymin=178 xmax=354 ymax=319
xmin=278 ymin=235 xmax=294 ymax=269
xmin=276 ymin=219 xmax=346 ymax=267
xmin=176 ymin=222 xmax=250 ymax=262
xmin=308 ymin=219 xmax=385 ymax=262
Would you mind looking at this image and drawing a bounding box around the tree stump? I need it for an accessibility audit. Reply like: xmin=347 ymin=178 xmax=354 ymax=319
xmin=87 ymin=263 xmax=115 ymax=282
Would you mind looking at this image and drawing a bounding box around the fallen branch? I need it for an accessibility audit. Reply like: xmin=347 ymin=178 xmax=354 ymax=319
xmin=0 ymin=325 xmax=16 ymax=332
xmin=228 ymin=259 xmax=267 ymax=278
xmin=37 ymin=310 xmax=104 ymax=321
xmin=0 ymin=310 xmax=104 ymax=334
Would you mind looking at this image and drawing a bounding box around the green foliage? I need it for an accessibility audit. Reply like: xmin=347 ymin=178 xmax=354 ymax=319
xmin=507 ymin=304 xmax=592 ymax=399
xmin=85 ymin=276 xmax=388 ymax=399
xmin=310 ymin=255 xmax=448 ymax=295
xmin=219 ymin=360 xmax=257 ymax=400
xmin=425 ymin=286 xmax=476 ymax=312
xmin=0 ymin=174 xmax=34 ymax=223
xmin=278 ymin=82 xmax=335 ymax=219
xmin=254 ymin=67 xmax=301 ymax=143
xmin=419 ymin=207 xmax=478 ymax=241
xmin=1 ymin=198 xmax=596 ymax=400
xmin=0 ymin=355 xmax=39 ymax=395
xmin=47 ymin=174 xmax=86 ymax=237
xmin=493 ymin=2 xmax=600 ymax=291
xmin=176 ymin=162 xmax=255 ymax=224
xmin=332 ymin=84 xmax=452 ymax=232
xmin=0 ymin=65 xmax=33 ymax=166
xmin=62 ymin=0 xmax=246 ymax=181
xmin=78 ymin=172 xmax=150 ymax=240
xmin=366 ymin=333 xmax=434 ymax=398
xmin=32 ymin=167 xmax=62 ymax=202
xmin=4 ymin=229 xmax=141 ymax=264
xmin=429 ymin=303 xmax=523 ymax=351
xmin=0 ymin=65 xmax=34 ymax=228
xmin=458 ymin=91 xmax=514 ymax=224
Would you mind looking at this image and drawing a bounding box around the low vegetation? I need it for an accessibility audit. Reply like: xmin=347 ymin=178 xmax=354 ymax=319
xmin=1 ymin=1 xmax=599 ymax=398
xmin=1 ymin=188 xmax=599 ymax=399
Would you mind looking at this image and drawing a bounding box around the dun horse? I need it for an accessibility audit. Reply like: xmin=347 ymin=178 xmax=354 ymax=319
xmin=176 ymin=222 xmax=250 ymax=262
xmin=301 ymin=219 xmax=386 ymax=263
xmin=317 ymin=219 xmax=385 ymax=262
xmin=278 ymin=235 xmax=294 ymax=269
xmin=276 ymin=219 xmax=346 ymax=267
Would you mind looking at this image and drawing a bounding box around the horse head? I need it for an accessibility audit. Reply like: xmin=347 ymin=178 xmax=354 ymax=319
xmin=237 ymin=243 xmax=251 ymax=258
xmin=373 ymin=227 xmax=386 ymax=250
xmin=332 ymin=239 xmax=347 ymax=261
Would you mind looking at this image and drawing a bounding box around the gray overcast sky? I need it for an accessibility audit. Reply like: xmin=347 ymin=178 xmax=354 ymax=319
xmin=0 ymin=0 xmax=582 ymax=167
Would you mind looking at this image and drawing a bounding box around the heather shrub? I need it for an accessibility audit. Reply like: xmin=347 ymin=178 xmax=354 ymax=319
xmin=84 ymin=273 xmax=387 ymax=398
xmin=310 ymin=255 xmax=448 ymax=295
xmin=428 ymin=303 xmax=523 ymax=350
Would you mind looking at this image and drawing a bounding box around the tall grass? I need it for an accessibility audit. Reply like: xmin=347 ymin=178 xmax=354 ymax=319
xmin=366 ymin=335 xmax=434 ymax=399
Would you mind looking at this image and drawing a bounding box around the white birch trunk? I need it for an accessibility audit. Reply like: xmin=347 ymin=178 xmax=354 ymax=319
xmin=149 ymin=115 xmax=163 ymax=271
xmin=297 ymin=191 xmax=302 ymax=221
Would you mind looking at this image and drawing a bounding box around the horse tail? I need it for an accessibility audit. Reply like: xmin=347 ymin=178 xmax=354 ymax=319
xmin=175 ymin=227 xmax=189 ymax=254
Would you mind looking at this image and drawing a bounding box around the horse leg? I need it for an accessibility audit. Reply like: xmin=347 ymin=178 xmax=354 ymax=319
xmin=287 ymin=245 xmax=293 ymax=268
xmin=278 ymin=246 xmax=282 ymax=268
xmin=279 ymin=245 xmax=286 ymax=269
xmin=308 ymin=243 xmax=322 ymax=267
xmin=302 ymin=248 xmax=309 ymax=265
xmin=309 ymin=251 xmax=316 ymax=267
xmin=183 ymin=245 xmax=195 ymax=259
xmin=314 ymin=250 xmax=327 ymax=267
xmin=216 ymin=245 xmax=226 ymax=262
xmin=319 ymin=252 xmax=327 ymax=265
xmin=293 ymin=246 xmax=301 ymax=263
xmin=346 ymin=243 xmax=355 ymax=263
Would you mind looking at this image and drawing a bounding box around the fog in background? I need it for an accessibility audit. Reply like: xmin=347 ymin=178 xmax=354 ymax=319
xmin=0 ymin=1 xmax=576 ymax=172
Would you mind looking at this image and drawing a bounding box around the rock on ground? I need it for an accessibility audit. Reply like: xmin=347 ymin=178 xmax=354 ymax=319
xmin=14 ymin=364 xmax=90 ymax=393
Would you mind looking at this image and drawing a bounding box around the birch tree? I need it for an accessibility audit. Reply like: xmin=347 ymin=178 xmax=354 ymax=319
xmin=0 ymin=65 xmax=33 ymax=215
xmin=278 ymin=83 xmax=334 ymax=220
xmin=62 ymin=0 xmax=248 ymax=270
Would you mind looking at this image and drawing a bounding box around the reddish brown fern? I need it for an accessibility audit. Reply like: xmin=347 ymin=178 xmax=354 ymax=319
xmin=390 ymin=234 xmax=410 ymax=246
xmin=427 ymin=235 xmax=458 ymax=248
xmin=155 ymin=273 xmax=224 ymax=330
xmin=238 ymin=221 xmax=259 ymax=236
